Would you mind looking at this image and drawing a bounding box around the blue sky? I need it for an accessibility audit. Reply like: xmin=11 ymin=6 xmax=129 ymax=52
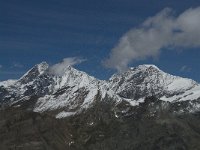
xmin=0 ymin=0 xmax=200 ymax=82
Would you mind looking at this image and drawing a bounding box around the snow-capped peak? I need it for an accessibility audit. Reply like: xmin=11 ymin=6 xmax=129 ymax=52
xmin=37 ymin=61 xmax=49 ymax=74
xmin=109 ymin=64 xmax=199 ymax=103
xmin=52 ymin=65 xmax=99 ymax=90
xmin=24 ymin=61 xmax=49 ymax=76
xmin=19 ymin=62 xmax=49 ymax=84
xmin=33 ymin=65 xmax=102 ymax=113
xmin=131 ymin=64 xmax=161 ymax=71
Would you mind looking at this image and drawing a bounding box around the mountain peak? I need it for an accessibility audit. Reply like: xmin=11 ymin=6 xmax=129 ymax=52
xmin=130 ymin=64 xmax=161 ymax=72
xmin=19 ymin=62 xmax=49 ymax=84
xmin=109 ymin=64 xmax=199 ymax=102
xmin=48 ymin=62 xmax=82 ymax=77
xmin=138 ymin=64 xmax=160 ymax=70
xmin=110 ymin=64 xmax=162 ymax=81
xmin=37 ymin=61 xmax=49 ymax=73
xmin=22 ymin=61 xmax=49 ymax=76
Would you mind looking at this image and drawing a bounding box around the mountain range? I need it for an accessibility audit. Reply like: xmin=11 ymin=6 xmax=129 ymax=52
xmin=0 ymin=62 xmax=200 ymax=150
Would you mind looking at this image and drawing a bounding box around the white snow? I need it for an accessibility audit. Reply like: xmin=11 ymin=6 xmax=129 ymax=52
xmin=33 ymin=65 xmax=102 ymax=113
xmin=123 ymin=98 xmax=145 ymax=106
xmin=109 ymin=64 xmax=199 ymax=104
xmin=161 ymin=85 xmax=200 ymax=102
xmin=56 ymin=111 xmax=76 ymax=119
xmin=37 ymin=62 xmax=49 ymax=74
xmin=138 ymin=64 xmax=161 ymax=71
xmin=19 ymin=62 xmax=49 ymax=80
xmin=0 ymin=79 xmax=17 ymax=87
xmin=166 ymin=77 xmax=196 ymax=91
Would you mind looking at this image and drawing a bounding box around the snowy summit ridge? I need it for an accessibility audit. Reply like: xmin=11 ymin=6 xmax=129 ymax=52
xmin=0 ymin=62 xmax=200 ymax=117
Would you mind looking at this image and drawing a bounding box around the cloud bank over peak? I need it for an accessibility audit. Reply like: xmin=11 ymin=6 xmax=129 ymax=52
xmin=104 ymin=7 xmax=200 ymax=72
xmin=49 ymin=57 xmax=86 ymax=76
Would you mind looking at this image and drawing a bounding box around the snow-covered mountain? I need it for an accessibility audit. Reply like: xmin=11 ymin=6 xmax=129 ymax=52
xmin=109 ymin=65 xmax=200 ymax=103
xmin=0 ymin=62 xmax=107 ymax=118
xmin=0 ymin=63 xmax=200 ymax=118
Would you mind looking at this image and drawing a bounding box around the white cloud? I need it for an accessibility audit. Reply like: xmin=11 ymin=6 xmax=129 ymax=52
xmin=0 ymin=65 xmax=2 ymax=69
xmin=104 ymin=7 xmax=200 ymax=71
xmin=49 ymin=57 xmax=86 ymax=76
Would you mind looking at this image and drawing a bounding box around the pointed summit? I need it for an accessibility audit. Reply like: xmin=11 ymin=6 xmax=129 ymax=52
xmin=19 ymin=62 xmax=49 ymax=84
xmin=138 ymin=64 xmax=160 ymax=70
xmin=36 ymin=61 xmax=49 ymax=74
xmin=129 ymin=64 xmax=161 ymax=73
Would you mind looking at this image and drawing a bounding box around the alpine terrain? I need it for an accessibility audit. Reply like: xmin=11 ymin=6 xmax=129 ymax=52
xmin=1 ymin=62 xmax=200 ymax=150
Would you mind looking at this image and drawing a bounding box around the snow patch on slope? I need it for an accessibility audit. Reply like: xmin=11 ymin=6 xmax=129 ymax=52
xmin=161 ymin=85 xmax=200 ymax=102
xmin=0 ymin=80 xmax=17 ymax=87
xmin=166 ymin=77 xmax=196 ymax=92
xmin=56 ymin=111 xmax=76 ymax=119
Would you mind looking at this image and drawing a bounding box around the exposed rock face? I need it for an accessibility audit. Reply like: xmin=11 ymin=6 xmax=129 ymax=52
xmin=1 ymin=97 xmax=200 ymax=150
